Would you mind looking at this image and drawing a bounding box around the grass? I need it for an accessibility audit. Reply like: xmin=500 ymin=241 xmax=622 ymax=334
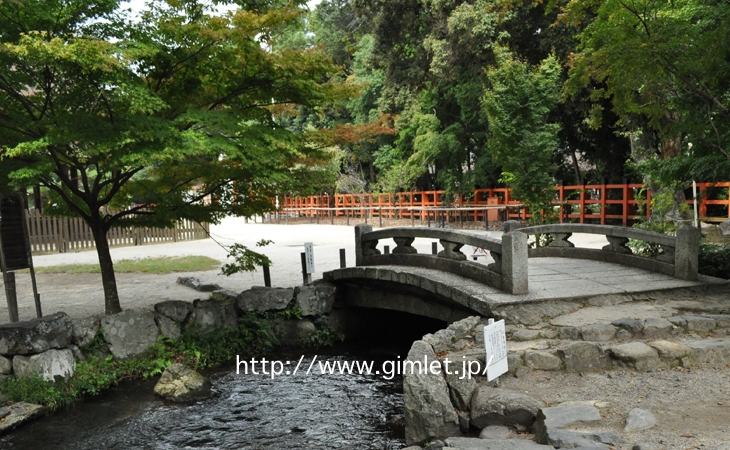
xmin=32 ymin=256 xmax=221 ymax=274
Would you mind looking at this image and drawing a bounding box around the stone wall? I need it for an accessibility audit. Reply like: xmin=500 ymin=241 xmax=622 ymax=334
xmin=0 ymin=284 xmax=340 ymax=383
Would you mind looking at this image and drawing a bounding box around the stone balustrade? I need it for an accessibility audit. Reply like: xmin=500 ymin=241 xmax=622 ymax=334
xmin=354 ymin=224 xmax=528 ymax=294
xmin=512 ymin=221 xmax=699 ymax=280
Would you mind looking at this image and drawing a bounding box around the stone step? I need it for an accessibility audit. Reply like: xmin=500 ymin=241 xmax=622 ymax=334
xmin=507 ymin=336 xmax=730 ymax=375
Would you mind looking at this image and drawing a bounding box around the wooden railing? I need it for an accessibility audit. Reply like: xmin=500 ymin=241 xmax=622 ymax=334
xmin=25 ymin=210 xmax=209 ymax=254
xmin=280 ymin=182 xmax=730 ymax=226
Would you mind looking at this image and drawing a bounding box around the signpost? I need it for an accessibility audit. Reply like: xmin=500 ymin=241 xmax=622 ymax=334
xmin=483 ymin=318 xmax=508 ymax=382
xmin=301 ymin=242 xmax=315 ymax=285
xmin=0 ymin=193 xmax=42 ymax=321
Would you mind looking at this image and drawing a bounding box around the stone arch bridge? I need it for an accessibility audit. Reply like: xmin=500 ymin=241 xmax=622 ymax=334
xmin=323 ymin=222 xmax=724 ymax=323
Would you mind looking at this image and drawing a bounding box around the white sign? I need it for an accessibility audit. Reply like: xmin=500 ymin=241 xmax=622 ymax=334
xmin=484 ymin=318 xmax=508 ymax=381
xmin=304 ymin=242 xmax=315 ymax=274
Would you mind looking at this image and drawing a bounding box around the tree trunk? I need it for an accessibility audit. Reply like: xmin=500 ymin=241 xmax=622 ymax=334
xmin=90 ymin=220 xmax=122 ymax=314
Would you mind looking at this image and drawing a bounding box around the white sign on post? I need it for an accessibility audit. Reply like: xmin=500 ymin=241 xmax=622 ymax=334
xmin=304 ymin=242 xmax=315 ymax=274
xmin=484 ymin=318 xmax=508 ymax=382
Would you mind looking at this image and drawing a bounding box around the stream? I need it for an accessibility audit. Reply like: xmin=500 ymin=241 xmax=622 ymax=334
xmin=0 ymin=345 xmax=406 ymax=449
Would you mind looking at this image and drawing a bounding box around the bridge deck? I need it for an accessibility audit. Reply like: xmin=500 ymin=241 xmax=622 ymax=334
xmin=326 ymin=258 xmax=728 ymax=317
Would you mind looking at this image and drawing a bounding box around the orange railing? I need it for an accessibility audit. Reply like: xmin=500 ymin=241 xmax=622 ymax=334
xmin=279 ymin=182 xmax=730 ymax=226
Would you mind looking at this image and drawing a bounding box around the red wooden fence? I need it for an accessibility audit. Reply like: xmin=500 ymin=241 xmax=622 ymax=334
xmin=280 ymin=182 xmax=730 ymax=226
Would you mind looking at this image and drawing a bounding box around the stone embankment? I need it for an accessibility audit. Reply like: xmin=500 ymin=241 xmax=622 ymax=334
xmin=402 ymin=291 xmax=730 ymax=450
xmin=0 ymin=281 xmax=340 ymax=433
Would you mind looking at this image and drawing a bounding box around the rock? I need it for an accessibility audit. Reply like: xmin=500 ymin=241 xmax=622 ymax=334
xmin=0 ymin=355 xmax=12 ymax=374
xmin=511 ymin=328 xmax=541 ymax=342
xmin=423 ymin=317 xmax=480 ymax=353
xmin=459 ymin=413 xmax=470 ymax=433
xmin=524 ymin=351 xmax=562 ymax=371
xmin=403 ymin=340 xmax=459 ymax=446
xmin=71 ymin=316 xmax=100 ymax=348
xmin=648 ymin=340 xmax=693 ymax=361
xmin=273 ymin=318 xmax=316 ymax=346
xmin=470 ymin=386 xmax=545 ymax=430
xmin=153 ymin=363 xmax=211 ymax=402
xmin=295 ymin=285 xmax=336 ymax=316
xmin=101 ymin=309 xmax=159 ymax=359
xmin=507 ymin=353 xmax=524 ymax=376
xmin=641 ymin=318 xmax=673 ymax=339
xmin=155 ymin=314 xmax=181 ymax=341
xmin=176 ymin=276 xmax=221 ymax=292
xmin=402 ymin=447 xmax=423 ymax=450
xmin=68 ymin=344 xmax=86 ymax=363
xmin=624 ymin=408 xmax=657 ymax=431
xmin=154 ymin=300 xmax=193 ymax=323
xmin=0 ymin=312 xmax=73 ymax=355
xmin=580 ymin=323 xmax=616 ymax=342
xmin=13 ymin=348 xmax=76 ymax=381
xmin=444 ymin=359 xmax=478 ymax=411
xmin=478 ymin=425 xmax=513 ymax=439
xmin=687 ymin=338 xmax=730 ymax=367
xmin=444 ymin=437 xmax=554 ymax=449
xmin=607 ymin=342 xmax=662 ymax=371
xmin=719 ymin=218 xmax=730 ymax=235
xmin=533 ymin=405 xmax=601 ymax=443
xmin=611 ymin=318 xmax=643 ymax=336
xmin=542 ymin=428 xmax=612 ymax=449
xmin=185 ymin=299 xmax=228 ymax=336
xmin=558 ymin=326 xmax=581 ymax=340
xmin=425 ymin=440 xmax=445 ymax=450
xmin=237 ymin=286 xmax=293 ymax=312
xmin=683 ymin=316 xmax=717 ymax=334
xmin=557 ymin=342 xmax=608 ymax=372
xmin=705 ymin=314 xmax=730 ymax=328
xmin=210 ymin=289 xmax=238 ymax=303
xmin=0 ymin=402 xmax=46 ymax=434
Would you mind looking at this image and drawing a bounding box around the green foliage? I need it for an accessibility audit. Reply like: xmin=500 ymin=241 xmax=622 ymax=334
xmin=221 ymin=240 xmax=273 ymax=276
xmin=483 ymin=48 xmax=562 ymax=224
xmin=627 ymin=220 xmax=677 ymax=257
xmin=0 ymin=0 xmax=345 ymax=313
xmin=698 ymin=243 xmax=730 ymax=279
xmin=0 ymin=312 xmax=281 ymax=411
xmin=300 ymin=324 xmax=345 ymax=350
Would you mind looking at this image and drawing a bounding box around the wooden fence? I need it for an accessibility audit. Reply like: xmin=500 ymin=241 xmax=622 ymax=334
xmin=280 ymin=182 xmax=730 ymax=226
xmin=25 ymin=210 xmax=209 ymax=254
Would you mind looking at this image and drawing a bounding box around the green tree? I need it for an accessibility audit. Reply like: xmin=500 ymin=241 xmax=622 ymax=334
xmin=563 ymin=0 xmax=730 ymax=216
xmin=0 ymin=0 xmax=342 ymax=314
xmin=483 ymin=48 xmax=562 ymax=223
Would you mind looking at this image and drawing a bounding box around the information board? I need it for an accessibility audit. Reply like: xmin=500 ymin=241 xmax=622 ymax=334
xmin=483 ymin=318 xmax=508 ymax=381
xmin=304 ymin=242 xmax=315 ymax=274
xmin=0 ymin=194 xmax=31 ymax=271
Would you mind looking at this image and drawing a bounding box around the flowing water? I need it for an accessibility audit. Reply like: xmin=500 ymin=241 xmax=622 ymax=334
xmin=1 ymin=346 xmax=406 ymax=449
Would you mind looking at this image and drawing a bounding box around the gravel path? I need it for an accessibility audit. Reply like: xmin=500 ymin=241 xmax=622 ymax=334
xmin=501 ymin=364 xmax=730 ymax=448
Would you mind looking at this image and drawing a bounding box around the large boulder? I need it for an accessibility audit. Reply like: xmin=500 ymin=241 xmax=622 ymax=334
xmin=470 ymin=386 xmax=545 ymax=431
xmin=71 ymin=316 xmax=100 ymax=348
xmin=272 ymin=318 xmax=316 ymax=347
xmin=176 ymin=276 xmax=221 ymax=292
xmin=423 ymin=316 xmax=480 ymax=353
xmin=404 ymin=340 xmax=459 ymax=446
xmin=0 ymin=402 xmax=46 ymax=434
xmin=533 ymin=404 xmax=602 ymax=443
xmin=443 ymin=437 xmax=554 ymax=449
xmin=154 ymin=300 xmax=193 ymax=323
xmin=155 ymin=314 xmax=181 ymax=341
xmin=101 ymin=309 xmax=159 ymax=359
xmin=13 ymin=348 xmax=76 ymax=382
xmin=295 ymin=285 xmax=336 ymax=316
xmin=237 ymin=287 xmax=293 ymax=312
xmin=0 ymin=355 xmax=12 ymax=374
xmin=153 ymin=363 xmax=211 ymax=402
xmin=184 ymin=299 xmax=237 ymax=336
xmin=0 ymin=312 xmax=73 ymax=355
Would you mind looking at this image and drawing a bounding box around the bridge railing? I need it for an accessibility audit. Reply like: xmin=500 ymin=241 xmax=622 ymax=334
xmin=511 ymin=222 xmax=699 ymax=280
xmin=354 ymin=224 xmax=528 ymax=294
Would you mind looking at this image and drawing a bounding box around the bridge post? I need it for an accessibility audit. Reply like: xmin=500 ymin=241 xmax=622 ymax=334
xmin=674 ymin=225 xmax=699 ymax=280
xmin=355 ymin=224 xmax=373 ymax=266
xmin=502 ymin=231 xmax=528 ymax=294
